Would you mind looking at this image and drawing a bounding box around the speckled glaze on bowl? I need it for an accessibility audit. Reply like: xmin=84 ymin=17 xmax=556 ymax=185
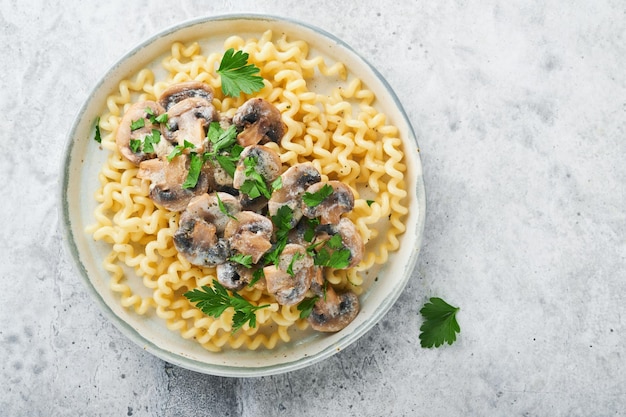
xmin=59 ymin=14 xmax=426 ymax=377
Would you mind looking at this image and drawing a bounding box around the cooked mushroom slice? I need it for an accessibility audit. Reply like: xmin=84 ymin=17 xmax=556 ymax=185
xmin=137 ymin=154 xmax=210 ymax=212
xmin=183 ymin=192 xmax=241 ymax=235
xmin=308 ymin=287 xmax=360 ymax=332
xmin=268 ymin=162 xmax=321 ymax=227
xmin=173 ymin=215 xmax=230 ymax=267
xmin=207 ymin=159 xmax=235 ymax=193
xmin=162 ymin=97 xmax=216 ymax=152
xmin=233 ymin=145 xmax=282 ymax=190
xmin=158 ymin=81 xmax=214 ymax=111
xmin=232 ymin=98 xmax=285 ymax=147
xmin=116 ymin=101 xmax=165 ymax=165
xmin=223 ymin=211 xmax=273 ymax=264
xmin=216 ymin=261 xmax=249 ymax=291
xmin=302 ymin=181 xmax=355 ymax=224
xmin=263 ymin=244 xmax=314 ymax=306
xmin=316 ymin=217 xmax=364 ymax=269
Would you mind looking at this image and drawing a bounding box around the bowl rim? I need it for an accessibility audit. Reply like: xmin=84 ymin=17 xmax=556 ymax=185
xmin=59 ymin=12 xmax=426 ymax=377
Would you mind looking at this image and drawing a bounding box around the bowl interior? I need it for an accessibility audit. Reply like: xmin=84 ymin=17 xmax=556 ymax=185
xmin=60 ymin=14 xmax=426 ymax=377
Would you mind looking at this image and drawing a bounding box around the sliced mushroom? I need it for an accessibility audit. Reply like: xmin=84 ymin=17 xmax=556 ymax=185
xmin=116 ymin=101 xmax=165 ymax=165
xmin=206 ymin=159 xmax=235 ymax=193
xmin=263 ymin=244 xmax=314 ymax=306
xmin=223 ymin=211 xmax=273 ymax=264
xmin=216 ymin=261 xmax=249 ymax=291
xmin=183 ymin=192 xmax=241 ymax=235
xmin=268 ymin=162 xmax=321 ymax=227
xmin=232 ymin=98 xmax=285 ymax=146
xmin=162 ymin=97 xmax=216 ymax=152
xmin=158 ymin=81 xmax=214 ymax=111
xmin=316 ymin=217 xmax=364 ymax=268
xmin=233 ymin=145 xmax=282 ymax=189
xmin=137 ymin=154 xmax=209 ymax=212
xmin=308 ymin=287 xmax=360 ymax=332
xmin=302 ymin=181 xmax=355 ymax=224
xmin=233 ymin=145 xmax=282 ymax=212
xmin=173 ymin=215 xmax=230 ymax=267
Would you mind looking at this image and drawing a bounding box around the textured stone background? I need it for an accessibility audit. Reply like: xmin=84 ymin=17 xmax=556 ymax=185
xmin=1 ymin=0 xmax=625 ymax=415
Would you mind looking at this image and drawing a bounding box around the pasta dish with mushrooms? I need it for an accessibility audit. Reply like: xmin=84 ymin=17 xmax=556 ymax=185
xmin=87 ymin=30 xmax=408 ymax=351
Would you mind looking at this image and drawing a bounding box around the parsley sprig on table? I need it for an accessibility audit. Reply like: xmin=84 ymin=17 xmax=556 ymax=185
xmin=217 ymin=48 xmax=265 ymax=97
xmin=184 ymin=280 xmax=270 ymax=332
xmin=419 ymin=297 xmax=461 ymax=348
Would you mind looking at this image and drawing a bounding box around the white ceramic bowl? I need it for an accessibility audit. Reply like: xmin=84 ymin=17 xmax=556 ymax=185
xmin=59 ymin=14 xmax=426 ymax=377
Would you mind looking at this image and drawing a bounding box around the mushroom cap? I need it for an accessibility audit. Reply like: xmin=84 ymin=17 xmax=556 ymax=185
xmin=308 ymin=288 xmax=360 ymax=332
xmin=216 ymin=261 xmax=250 ymax=291
xmin=232 ymin=145 xmax=282 ymax=190
xmin=316 ymin=217 xmax=364 ymax=269
xmin=263 ymin=244 xmax=314 ymax=306
xmin=116 ymin=101 xmax=165 ymax=166
xmin=268 ymin=162 xmax=321 ymax=226
xmin=182 ymin=192 xmax=241 ymax=235
xmin=158 ymin=81 xmax=214 ymax=111
xmin=223 ymin=211 xmax=274 ymax=264
xmin=163 ymin=96 xmax=216 ymax=152
xmin=232 ymin=98 xmax=285 ymax=146
xmin=302 ymin=181 xmax=355 ymax=224
xmin=173 ymin=216 xmax=230 ymax=267
xmin=137 ymin=154 xmax=210 ymax=212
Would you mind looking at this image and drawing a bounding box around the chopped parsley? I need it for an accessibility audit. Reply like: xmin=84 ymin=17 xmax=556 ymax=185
xmin=297 ymin=296 xmax=319 ymax=319
xmin=230 ymin=253 xmax=254 ymax=269
xmin=93 ymin=117 xmax=102 ymax=143
xmin=167 ymin=140 xmax=196 ymax=161
xmin=181 ymin=152 xmax=203 ymax=189
xmin=302 ymin=184 xmax=334 ymax=207
xmin=286 ymin=252 xmax=305 ymax=277
xmin=130 ymin=118 xmax=145 ymax=131
xmin=239 ymin=156 xmax=272 ymax=199
xmin=312 ymin=234 xmax=351 ymax=269
xmin=216 ymin=192 xmax=237 ymax=220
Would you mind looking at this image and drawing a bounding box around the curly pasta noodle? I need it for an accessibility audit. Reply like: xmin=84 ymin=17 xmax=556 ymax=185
xmin=87 ymin=30 xmax=408 ymax=351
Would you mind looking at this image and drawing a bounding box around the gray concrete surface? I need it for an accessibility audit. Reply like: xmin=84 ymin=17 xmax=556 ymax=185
xmin=1 ymin=0 xmax=625 ymax=415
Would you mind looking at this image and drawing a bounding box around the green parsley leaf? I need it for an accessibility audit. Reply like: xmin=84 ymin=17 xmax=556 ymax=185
xmin=208 ymin=123 xmax=238 ymax=153
xmin=182 ymin=152 xmax=203 ymax=189
xmin=286 ymin=252 xmax=305 ymax=277
xmin=297 ymin=296 xmax=319 ymax=319
xmin=314 ymin=246 xmax=351 ymax=269
xmin=230 ymin=253 xmax=254 ymax=269
xmin=311 ymin=234 xmax=351 ymax=269
xmin=326 ymin=234 xmax=344 ymax=249
xmin=419 ymin=297 xmax=461 ymax=348
xmin=217 ymin=48 xmax=265 ymax=97
xmin=303 ymin=184 xmax=334 ymax=207
xmin=142 ymin=129 xmax=161 ymax=154
xmin=216 ymin=192 xmax=237 ymax=220
xmin=271 ymin=176 xmax=283 ymax=192
xmin=264 ymin=206 xmax=294 ymax=265
xmin=167 ymin=140 xmax=196 ymax=161
xmin=130 ymin=118 xmax=145 ymax=131
xmin=239 ymin=156 xmax=272 ymax=199
xmin=184 ymin=280 xmax=270 ymax=332
xmin=129 ymin=139 xmax=142 ymax=153
xmin=366 ymin=199 xmax=375 ymax=207
xmin=303 ymin=218 xmax=320 ymax=243
xmin=93 ymin=117 xmax=102 ymax=143
xmin=155 ymin=113 xmax=168 ymax=124
xmin=248 ymin=268 xmax=264 ymax=288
